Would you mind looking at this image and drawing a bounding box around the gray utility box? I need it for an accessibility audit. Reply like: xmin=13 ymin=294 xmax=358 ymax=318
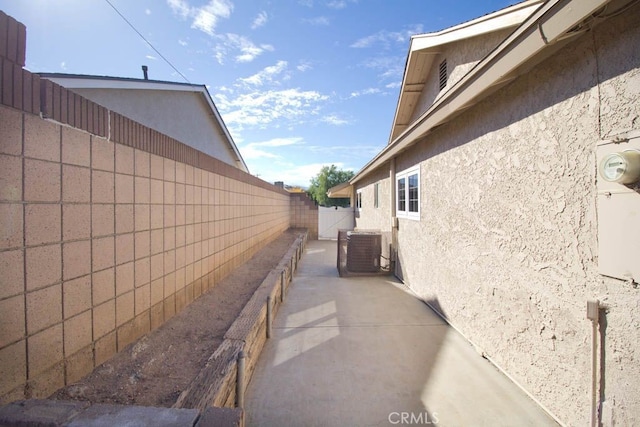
xmin=596 ymin=129 xmax=640 ymax=283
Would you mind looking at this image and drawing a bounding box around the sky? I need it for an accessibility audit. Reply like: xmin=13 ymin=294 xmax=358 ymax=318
xmin=1 ymin=0 xmax=520 ymax=187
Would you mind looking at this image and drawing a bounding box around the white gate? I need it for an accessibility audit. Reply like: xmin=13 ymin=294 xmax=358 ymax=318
xmin=318 ymin=206 xmax=355 ymax=239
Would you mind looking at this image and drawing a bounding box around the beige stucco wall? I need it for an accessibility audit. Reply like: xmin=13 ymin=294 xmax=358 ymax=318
xmin=412 ymin=28 xmax=513 ymax=123
xmin=356 ymin=6 xmax=640 ymax=426
xmin=352 ymin=167 xmax=393 ymax=268
xmin=0 ymin=106 xmax=290 ymax=403
xmin=354 ymin=166 xmax=390 ymax=231
xmin=70 ymin=88 xmax=242 ymax=170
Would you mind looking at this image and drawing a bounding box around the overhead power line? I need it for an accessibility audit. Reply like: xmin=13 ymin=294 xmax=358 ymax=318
xmin=104 ymin=0 xmax=190 ymax=83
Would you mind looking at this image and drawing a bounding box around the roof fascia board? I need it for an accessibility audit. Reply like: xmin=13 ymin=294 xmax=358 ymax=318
xmin=410 ymin=0 xmax=544 ymax=53
xmin=38 ymin=74 xmax=200 ymax=92
xmin=353 ymin=0 xmax=611 ymax=184
xmin=200 ymin=85 xmax=249 ymax=172
xmin=386 ymin=0 xmax=543 ymax=145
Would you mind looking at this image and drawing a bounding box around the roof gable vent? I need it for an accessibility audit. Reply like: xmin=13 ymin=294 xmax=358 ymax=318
xmin=438 ymin=59 xmax=447 ymax=91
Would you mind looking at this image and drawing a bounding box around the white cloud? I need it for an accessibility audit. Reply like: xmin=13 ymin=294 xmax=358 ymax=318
xmin=178 ymin=39 xmax=188 ymax=46
xmin=349 ymin=87 xmax=381 ymax=98
xmin=251 ymin=137 xmax=305 ymax=147
xmin=252 ymin=11 xmax=268 ymax=29
xmin=213 ymin=33 xmax=274 ymax=64
xmin=145 ymin=55 xmax=157 ymax=60
xmin=241 ymin=137 xmax=304 ymax=159
xmin=167 ymin=0 xmax=191 ymax=18
xmin=60 ymin=61 xmax=67 ymax=70
xmin=322 ymin=114 xmax=349 ymax=126
xmin=385 ymin=81 xmax=401 ymax=89
xmin=240 ymin=61 xmax=289 ymax=86
xmin=327 ymin=0 xmax=358 ymax=9
xmin=378 ymin=64 xmax=404 ymax=80
xmin=307 ymin=144 xmax=382 ymax=157
xmin=167 ymin=0 xmax=233 ymax=36
xmin=145 ymin=8 xmax=152 ymax=15
xmin=296 ymin=61 xmax=312 ymax=72
xmin=245 ymin=143 xmax=379 ymax=185
xmin=357 ymin=55 xmax=405 ymax=83
xmin=215 ymin=88 xmax=329 ymax=132
xmin=167 ymin=1 xmax=273 ymax=64
xmin=193 ymin=0 xmax=233 ymax=35
xmin=303 ymin=16 xmax=330 ymax=26
xmin=252 ymin=161 xmax=344 ymax=188
xmin=350 ymin=25 xmax=422 ymax=49
xmin=327 ymin=1 xmax=347 ymax=9
xmin=242 ymin=146 xmax=280 ymax=160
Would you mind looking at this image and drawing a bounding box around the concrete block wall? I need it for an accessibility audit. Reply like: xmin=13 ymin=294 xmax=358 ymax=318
xmin=289 ymin=193 xmax=318 ymax=239
xmin=0 ymin=11 xmax=292 ymax=404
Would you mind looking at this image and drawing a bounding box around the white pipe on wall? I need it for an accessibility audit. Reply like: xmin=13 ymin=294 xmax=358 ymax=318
xmin=586 ymin=300 xmax=600 ymax=427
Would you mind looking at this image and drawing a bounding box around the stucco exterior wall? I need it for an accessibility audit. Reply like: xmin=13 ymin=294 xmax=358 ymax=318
xmin=354 ymin=166 xmax=390 ymax=231
xmin=70 ymin=88 xmax=241 ymax=170
xmin=353 ymin=167 xmax=393 ymax=267
xmin=412 ymin=28 xmax=513 ymax=123
xmin=356 ymin=6 xmax=640 ymax=426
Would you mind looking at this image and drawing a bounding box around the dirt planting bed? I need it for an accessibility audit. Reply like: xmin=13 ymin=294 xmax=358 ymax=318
xmin=50 ymin=229 xmax=302 ymax=408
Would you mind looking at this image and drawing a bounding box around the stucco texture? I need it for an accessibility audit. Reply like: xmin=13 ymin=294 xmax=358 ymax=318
xmin=353 ymin=166 xmax=393 ymax=264
xmin=356 ymin=6 xmax=640 ymax=426
xmin=412 ymin=28 xmax=514 ymax=124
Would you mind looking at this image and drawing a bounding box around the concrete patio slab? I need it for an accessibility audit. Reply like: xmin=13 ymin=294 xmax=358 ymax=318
xmin=245 ymin=240 xmax=558 ymax=427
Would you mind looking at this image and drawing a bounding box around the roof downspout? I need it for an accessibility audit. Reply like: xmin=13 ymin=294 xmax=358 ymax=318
xmin=390 ymin=158 xmax=396 ymax=219
xmin=390 ymin=158 xmax=398 ymax=274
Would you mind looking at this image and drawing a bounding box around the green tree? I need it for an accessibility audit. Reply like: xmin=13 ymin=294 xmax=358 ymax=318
xmin=307 ymin=164 xmax=354 ymax=207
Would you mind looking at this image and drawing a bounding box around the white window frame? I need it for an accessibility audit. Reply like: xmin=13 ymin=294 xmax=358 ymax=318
xmin=396 ymin=165 xmax=420 ymax=220
xmin=356 ymin=189 xmax=363 ymax=211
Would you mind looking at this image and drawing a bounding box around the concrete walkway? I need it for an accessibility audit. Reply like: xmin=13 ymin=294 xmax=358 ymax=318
xmin=245 ymin=240 xmax=558 ymax=427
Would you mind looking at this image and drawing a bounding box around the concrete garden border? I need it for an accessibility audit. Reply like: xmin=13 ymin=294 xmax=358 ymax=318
xmin=174 ymin=230 xmax=308 ymax=410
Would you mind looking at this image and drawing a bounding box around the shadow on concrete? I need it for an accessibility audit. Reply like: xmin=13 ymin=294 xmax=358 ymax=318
xmin=422 ymin=297 xmax=449 ymax=322
xmin=245 ymin=240 xmax=557 ymax=426
xmin=245 ymin=241 xmax=444 ymax=426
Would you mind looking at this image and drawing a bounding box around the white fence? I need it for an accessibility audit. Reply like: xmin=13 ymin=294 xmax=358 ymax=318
xmin=318 ymin=206 xmax=355 ymax=239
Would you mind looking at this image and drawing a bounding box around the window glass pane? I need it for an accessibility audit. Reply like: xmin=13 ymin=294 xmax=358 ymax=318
xmin=408 ymin=173 xmax=418 ymax=213
xmin=397 ymin=178 xmax=406 ymax=212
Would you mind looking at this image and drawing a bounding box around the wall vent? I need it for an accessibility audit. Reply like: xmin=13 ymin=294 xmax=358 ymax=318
xmin=438 ymin=59 xmax=447 ymax=91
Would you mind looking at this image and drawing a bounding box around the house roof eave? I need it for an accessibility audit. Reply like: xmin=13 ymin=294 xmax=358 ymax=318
xmin=37 ymin=73 xmax=249 ymax=173
xmin=327 ymin=181 xmax=353 ymax=199
xmin=353 ymin=0 xmax=616 ymax=185
xmin=387 ymin=0 xmax=544 ymax=145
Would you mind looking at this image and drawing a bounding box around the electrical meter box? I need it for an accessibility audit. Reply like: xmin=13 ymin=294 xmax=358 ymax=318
xmin=596 ymin=130 xmax=640 ymax=282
